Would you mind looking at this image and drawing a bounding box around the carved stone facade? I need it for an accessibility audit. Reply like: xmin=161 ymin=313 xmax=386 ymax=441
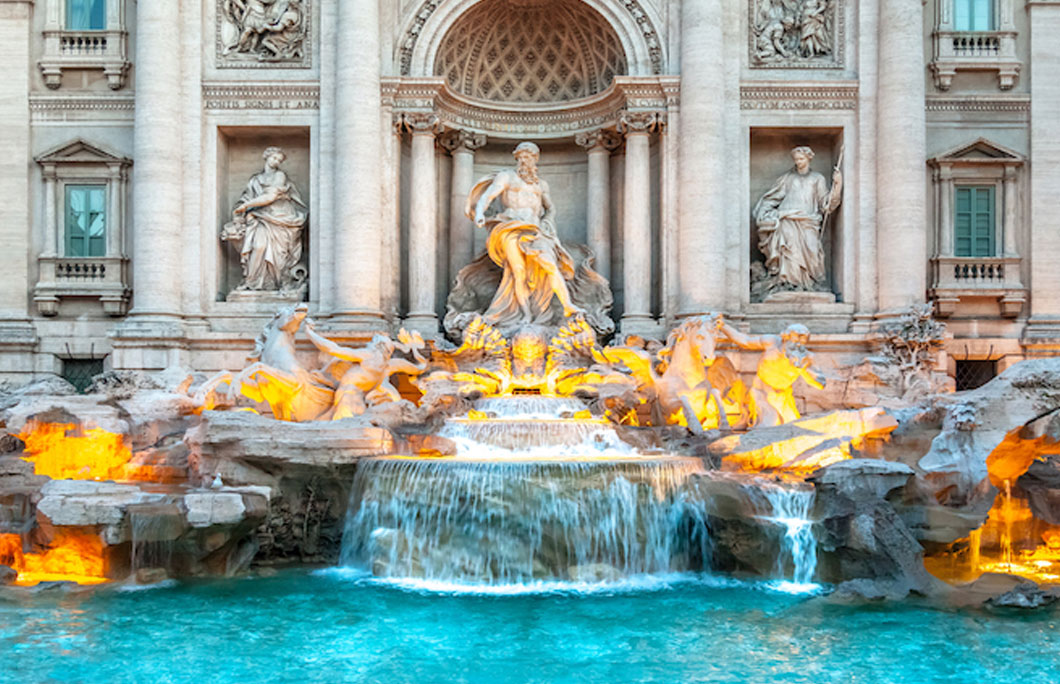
xmin=216 ymin=0 xmax=310 ymax=67
xmin=0 ymin=0 xmax=1057 ymax=386
xmin=748 ymin=0 xmax=843 ymax=69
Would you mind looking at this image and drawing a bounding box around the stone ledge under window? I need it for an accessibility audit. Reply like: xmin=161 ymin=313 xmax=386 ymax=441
xmin=38 ymin=29 xmax=130 ymax=90
xmin=930 ymin=31 xmax=1020 ymax=91
xmin=929 ymin=255 xmax=1026 ymax=318
xmin=33 ymin=256 xmax=130 ymax=316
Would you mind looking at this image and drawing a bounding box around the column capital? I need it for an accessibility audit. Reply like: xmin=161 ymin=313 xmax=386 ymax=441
xmin=399 ymin=112 xmax=443 ymax=135
xmin=439 ymin=129 xmax=486 ymax=153
xmin=575 ymin=129 xmax=621 ymax=152
xmin=617 ymin=110 xmax=663 ymax=136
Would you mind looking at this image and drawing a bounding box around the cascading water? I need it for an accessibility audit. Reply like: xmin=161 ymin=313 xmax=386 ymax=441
xmin=748 ymin=482 xmax=818 ymax=586
xmin=340 ymin=396 xmax=711 ymax=586
xmin=340 ymin=395 xmax=820 ymax=589
xmin=128 ymin=503 xmax=184 ymax=574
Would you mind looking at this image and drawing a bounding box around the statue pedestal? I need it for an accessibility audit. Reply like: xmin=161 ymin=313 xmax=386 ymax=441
xmin=763 ymin=291 xmax=836 ymax=305
xmin=224 ymin=287 xmax=307 ymax=313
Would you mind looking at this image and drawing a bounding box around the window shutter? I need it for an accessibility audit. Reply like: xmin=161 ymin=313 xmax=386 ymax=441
xmin=954 ymin=185 xmax=995 ymax=258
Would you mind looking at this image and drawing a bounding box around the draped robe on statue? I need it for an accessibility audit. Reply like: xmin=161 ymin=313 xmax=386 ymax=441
xmin=237 ymin=170 xmax=307 ymax=291
xmin=444 ymin=172 xmax=614 ymax=340
xmin=754 ymin=169 xmax=838 ymax=292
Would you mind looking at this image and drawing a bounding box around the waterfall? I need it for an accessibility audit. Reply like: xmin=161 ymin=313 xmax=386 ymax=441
xmin=749 ymin=482 xmax=818 ymax=586
xmin=128 ymin=503 xmax=184 ymax=575
xmin=341 ymin=457 xmax=711 ymax=585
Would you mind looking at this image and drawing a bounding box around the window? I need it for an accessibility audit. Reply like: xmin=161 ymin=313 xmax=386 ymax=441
xmin=65 ymin=185 xmax=106 ymax=257
xmin=955 ymin=360 xmax=996 ymax=391
xmin=954 ymin=186 xmax=995 ymax=257
xmin=954 ymin=0 xmax=995 ymax=32
xmin=66 ymin=0 xmax=105 ymax=30
xmin=61 ymin=358 xmax=104 ymax=393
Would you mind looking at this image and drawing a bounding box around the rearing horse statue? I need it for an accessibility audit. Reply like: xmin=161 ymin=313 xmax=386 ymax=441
xmin=655 ymin=315 xmax=732 ymax=432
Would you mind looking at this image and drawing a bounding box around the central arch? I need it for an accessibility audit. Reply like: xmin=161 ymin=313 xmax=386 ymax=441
xmin=435 ymin=0 xmax=628 ymax=103
xmin=400 ymin=0 xmax=664 ymax=79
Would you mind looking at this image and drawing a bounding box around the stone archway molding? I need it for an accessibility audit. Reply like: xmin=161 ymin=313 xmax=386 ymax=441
xmin=398 ymin=0 xmax=664 ymax=78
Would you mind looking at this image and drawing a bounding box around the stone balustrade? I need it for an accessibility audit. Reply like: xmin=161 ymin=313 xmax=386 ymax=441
xmin=33 ymin=256 xmax=130 ymax=317
xmin=39 ymin=29 xmax=129 ymax=90
xmin=930 ymin=255 xmax=1026 ymax=318
xmin=931 ymin=29 xmax=1019 ymax=90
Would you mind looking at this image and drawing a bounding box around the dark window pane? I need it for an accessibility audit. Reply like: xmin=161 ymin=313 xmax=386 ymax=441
xmin=61 ymin=358 xmax=104 ymax=394
xmin=67 ymin=0 xmax=105 ymax=30
xmin=955 ymin=360 xmax=997 ymax=391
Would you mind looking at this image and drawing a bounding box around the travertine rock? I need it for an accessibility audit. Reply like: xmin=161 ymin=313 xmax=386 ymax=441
xmin=813 ymin=459 xmax=913 ymax=501
xmin=184 ymin=492 xmax=248 ymax=528
xmin=36 ymin=480 xmax=157 ymax=527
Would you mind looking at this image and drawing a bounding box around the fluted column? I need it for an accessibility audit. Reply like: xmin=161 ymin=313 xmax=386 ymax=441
xmin=440 ymin=130 xmax=486 ymax=284
xmin=0 ymin=0 xmax=35 ymax=353
xmin=618 ymin=112 xmax=658 ymax=333
xmin=41 ymin=165 xmax=58 ymax=257
xmin=678 ymin=0 xmax=726 ymax=315
xmin=332 ymin=0 xmax=384 ymax=329
xmin=404 ymin=114 xmax=442 ymax=334
xmin=575 ymin=129 xmax=620 ymax=280
xmin=876 ymin=0 xmax=928 ymax=313
xmin=126 ymin=0 xmax=183 ymax=320
xmin=1027 ymin=0 xmax=1060 ymax=333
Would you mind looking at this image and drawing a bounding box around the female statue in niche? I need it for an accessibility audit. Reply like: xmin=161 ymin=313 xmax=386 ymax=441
xmin=753 ymin=145 xmax=842 ymax=297
xmin=222 ymin=146 xmax=308 ymax=295
xmin=444 ymin=142 xmax=614 ymax=340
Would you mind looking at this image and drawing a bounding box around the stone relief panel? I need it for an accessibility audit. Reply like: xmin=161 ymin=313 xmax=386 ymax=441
xmin=748 ymin=0 xmax=842 ymax=69
xmin=217 ymin=0 xmax=310 ymax=68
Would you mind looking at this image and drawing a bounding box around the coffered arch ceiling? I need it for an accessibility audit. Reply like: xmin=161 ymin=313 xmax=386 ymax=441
xmin=434 ymin=0 xmax=628 ymax=104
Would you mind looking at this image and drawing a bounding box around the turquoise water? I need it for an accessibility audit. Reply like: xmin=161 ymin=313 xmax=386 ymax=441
xmin=1 ymin=570 xmax=1057 ymax=684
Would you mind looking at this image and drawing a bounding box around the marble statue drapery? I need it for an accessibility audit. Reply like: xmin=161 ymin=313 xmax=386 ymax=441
xmin=754 ymin=146 xmax=841 ymax=294
xmin=222 ymin=147 xmax=308 ymax=293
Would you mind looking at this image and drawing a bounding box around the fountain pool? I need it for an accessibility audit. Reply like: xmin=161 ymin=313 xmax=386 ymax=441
xmin=2 ymin=570 xmax=1057 ymax=683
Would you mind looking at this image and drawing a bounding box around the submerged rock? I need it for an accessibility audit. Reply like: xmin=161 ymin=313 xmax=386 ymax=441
xmin=986 ymin=581 xmax=1059 ymax=609
xmin=0 ymin=564 xmax=16 ymax=585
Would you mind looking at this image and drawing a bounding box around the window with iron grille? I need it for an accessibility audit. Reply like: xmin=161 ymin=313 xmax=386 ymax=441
xmin=955 ymin=360 xmax=997 ymax=391
xmin=61 ymin=358 xmax=104 ymax=394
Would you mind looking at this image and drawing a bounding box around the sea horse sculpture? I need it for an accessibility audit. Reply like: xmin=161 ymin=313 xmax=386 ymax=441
xmin=194 ymin=305 xmax=426 ymax=422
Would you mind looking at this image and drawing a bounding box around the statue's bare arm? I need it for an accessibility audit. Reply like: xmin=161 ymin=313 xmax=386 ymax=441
xmin=718 ymin=321 xmax=769 ymax=352
xmin=474 ymin=173 xmax=512 ymax=227
xmin=235 ymin=172 xmax=287 ymax=214
xmin=304 ymin=324 xmax=366 ymax=363
xmin=540 ymin=180 xmax=556 ymax=230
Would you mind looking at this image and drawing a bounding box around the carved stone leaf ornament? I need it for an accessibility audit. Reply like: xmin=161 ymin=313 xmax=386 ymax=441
xmin=749 ymin=0 xmax=842 ymax=69
xmin=217 ymin=0 xmax=311 ymax=68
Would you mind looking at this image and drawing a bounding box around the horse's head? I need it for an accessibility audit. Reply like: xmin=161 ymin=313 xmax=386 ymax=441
xmin=276 ymin=303 xmax=309 ymax=333
xmin=666 ymin=314 xmax=722 ymax=364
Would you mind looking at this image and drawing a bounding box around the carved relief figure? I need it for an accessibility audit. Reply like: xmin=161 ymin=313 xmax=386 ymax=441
xmin=221 ymin=146 xmax=308 ymax=295
xmin=718 ymin=322 xmax=825 ymax=427
xmin=220 ymin=0 xmax=307 ymax=63
xmin=445 ymin=142 xmax=614 ymax=339
xmin=751 ymin=0 xmax=836 ymax=65
xmin=753 ymin=146 xmax=842 ymax=297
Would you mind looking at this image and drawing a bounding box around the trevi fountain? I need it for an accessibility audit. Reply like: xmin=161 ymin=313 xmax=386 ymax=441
xmin=2 ymin=139 xmax=1059 ymax=682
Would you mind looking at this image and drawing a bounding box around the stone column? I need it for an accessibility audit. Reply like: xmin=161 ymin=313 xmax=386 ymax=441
xmin=1027 ymin=0 xmax=1060 ymax=332
xmin=678 ymin=0 xmax=726 ymax=315
xmin=404 ymin=114 xmax=442 ymax=334
xmin=876 ymin=0 xmax=928 ymax=313
xmin=440 ymin=130 xmax=486 ymax=285
xmin=42 ymin=164 xmax=58 ymax=257
xmin=575 ymin=129 xmax=620 ymax=281
xmin=107 ymin=164 xmax=123 ymax=257
xmin=618 ymin=112 xmax=658 ymax=333
xmin=124 ymin=0 xmax=183 ymax=321
xmin=1002 ymin=166 xmax=1018 ymax=257
xmin=937 ymin=168 xmax=954 ymax=257
xmin=0 ymin=0 xmax=36 ymax=363
xmin=332 ymin=0 xmax=385 ymax=330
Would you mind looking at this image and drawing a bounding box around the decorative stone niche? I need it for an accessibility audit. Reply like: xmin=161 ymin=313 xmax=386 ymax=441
xmin=38 ymin=0 xmax=130 ymax=89
xmin=748 ymin=128 xmax=845 ymax=305
xmin=216 ymin=127 xmax=311 ymax=304
xmin=33 ymin=139 xmax=131 ymax=317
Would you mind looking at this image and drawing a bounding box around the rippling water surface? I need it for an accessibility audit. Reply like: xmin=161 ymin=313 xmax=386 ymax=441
xmin=1 ymin=570 xmax=1057 ymax=684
